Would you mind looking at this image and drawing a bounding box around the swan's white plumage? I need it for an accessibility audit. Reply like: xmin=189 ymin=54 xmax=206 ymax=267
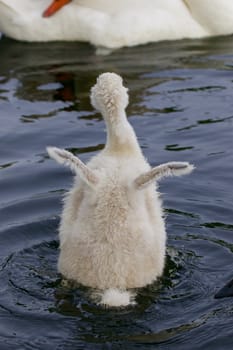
xmin=99 ymin=289 xmax=135 ymax=307
xmin=0 ymin=0 xmax=233 ymax=48
xmin=47 ymin=72 xmax=194 ymax=307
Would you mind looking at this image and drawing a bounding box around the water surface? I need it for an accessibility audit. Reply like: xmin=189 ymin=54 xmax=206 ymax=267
xmin=0 ymin=36 xmax=233 ymax=349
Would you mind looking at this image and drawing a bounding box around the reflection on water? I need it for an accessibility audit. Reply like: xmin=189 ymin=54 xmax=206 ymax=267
xmin=0 ymin=35 xmax=233 ymax=350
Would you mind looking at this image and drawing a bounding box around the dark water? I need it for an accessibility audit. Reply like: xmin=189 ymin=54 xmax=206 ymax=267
xmin=0 ymin=35 xmax=233 ymax=350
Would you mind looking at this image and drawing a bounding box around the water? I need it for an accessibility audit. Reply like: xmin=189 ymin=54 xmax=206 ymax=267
xmin=0 ymin=35 xmax=233 ymax=349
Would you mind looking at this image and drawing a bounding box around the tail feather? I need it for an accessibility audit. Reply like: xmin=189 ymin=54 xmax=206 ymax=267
xmin=99 ymin=289 xmax=135 ymax=307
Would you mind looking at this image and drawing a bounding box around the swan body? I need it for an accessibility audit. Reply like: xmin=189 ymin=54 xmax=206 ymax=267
xmin=47 ymin=72 xmax=194 ymax=307
xmin=0 ymin=0 xmax=233 ymax=48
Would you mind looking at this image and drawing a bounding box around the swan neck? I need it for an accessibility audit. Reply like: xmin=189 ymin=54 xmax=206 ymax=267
xmin=103 ymin=109 xmax=142 ymax=156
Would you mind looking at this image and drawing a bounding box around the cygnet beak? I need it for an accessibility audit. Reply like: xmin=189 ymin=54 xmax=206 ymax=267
xmin=43 ymin=0 xmax=72 ymax=17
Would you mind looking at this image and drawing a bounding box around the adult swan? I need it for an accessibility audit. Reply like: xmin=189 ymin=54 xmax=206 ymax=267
xmin=0 ymin=0 xmax=233 ymax=48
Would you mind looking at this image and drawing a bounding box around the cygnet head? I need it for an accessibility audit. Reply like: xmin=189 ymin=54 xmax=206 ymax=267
xmin=90 ymin=73 xmax=129 ymax=122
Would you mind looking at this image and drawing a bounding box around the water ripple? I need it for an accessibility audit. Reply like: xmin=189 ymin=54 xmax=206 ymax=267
xmin=0 ymin=36 xmax=233 ymax=349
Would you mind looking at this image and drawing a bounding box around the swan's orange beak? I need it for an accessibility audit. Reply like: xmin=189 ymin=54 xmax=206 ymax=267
xmin=43 ymin=0 xmax=71 ymax=18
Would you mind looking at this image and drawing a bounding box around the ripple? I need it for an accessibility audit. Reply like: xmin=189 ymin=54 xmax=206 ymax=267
xmin=0 ymin=35 xmax=233 ymax=349
xmin=0 ymin=212 xmax=232 ymax=349
xmin=0 ymin=217 xmax=217 ymax=345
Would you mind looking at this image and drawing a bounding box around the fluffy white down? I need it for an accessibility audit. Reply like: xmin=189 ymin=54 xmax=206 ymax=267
xmin=0 ymin=0 xmax=233 ymax=47
xmin=47 ymin=72 xmax=194 ymax=307
xmin=100 ymin=289 xmax=135 ymax=307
